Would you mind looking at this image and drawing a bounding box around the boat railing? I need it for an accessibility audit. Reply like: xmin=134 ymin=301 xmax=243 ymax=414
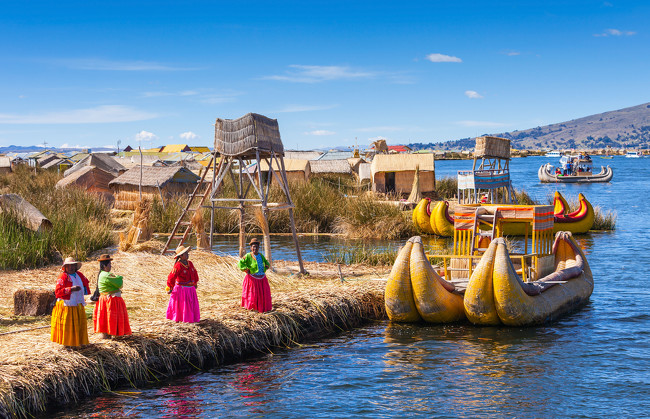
xmin=429 ymin=253 xmax=544 ymax=283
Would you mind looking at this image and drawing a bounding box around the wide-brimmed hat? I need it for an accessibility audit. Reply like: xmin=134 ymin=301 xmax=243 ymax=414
xmin=62 ymin=257 xmax=82 ymax=269
xmin=174 ymin=245 xmax=191 ymax=258
xmin=98 ymin=254 xmax=113 ymax=262
xmin=249 ymin=238 xmax=260 ymax=246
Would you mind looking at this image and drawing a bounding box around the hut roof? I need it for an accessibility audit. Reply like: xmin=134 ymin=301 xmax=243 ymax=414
xmin=317 ymin=150 xmax=354 ymax=160
xmin=309 ymin=159 xmax=352 ymax=174
xmin=0 ymin=156 xmax=11 ymax=168
xmin=259 ymin=158 xmax=309 ymax=172
xmin=370 ymin=154 xmax=435 ymax=178
xmin=189 ymin=146 xmax=211 ymax=153
xmin=285 ymin=150 xmax=323 ymax=160
xmin=109 ymin=166 xmax=200 ymax=188
xmin=37 ymin=154 xmax=60 ymax=167
xmin=41 ymin=158 xmax=72 ymax=169
xmin=215 ymin=113 xmax=284 ymax=158
xmin=69 ymin=152 xmax=90 ymax=162
xmin=65 ymin=153 xmax=126 ymax=177
xmin=56 ymin=166 xmax=115 ymax=190
xmin=161 ymin=144 xmax=191 ymax=153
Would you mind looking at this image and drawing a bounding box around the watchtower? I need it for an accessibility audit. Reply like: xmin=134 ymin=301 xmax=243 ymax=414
xmin=457 ymin=136 xmax=516 ymax=204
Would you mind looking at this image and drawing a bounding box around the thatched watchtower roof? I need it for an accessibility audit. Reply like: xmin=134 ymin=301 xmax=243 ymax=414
xmin=109 ymin=166 xmax=200 ymax=188
xmin=214 ymin=113 xmax=284 ymax=158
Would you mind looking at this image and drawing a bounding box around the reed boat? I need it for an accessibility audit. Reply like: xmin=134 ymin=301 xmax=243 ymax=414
xmin=412 ymin=198 xmax=435 ymax=234
xmin=464 ymin=233 xmax=593 ymax=326
xmin=387 ymin=203 xmax=594 ymax=326
xmin=430 ymin=200 xmax=455 ymax=237
xmin=552 ymin=191 xmax=594 ymax=234
xmin=538 ymin=162 xmax=613 ymax=183
xmin=385 ymin=236 xmax=465 ymax=323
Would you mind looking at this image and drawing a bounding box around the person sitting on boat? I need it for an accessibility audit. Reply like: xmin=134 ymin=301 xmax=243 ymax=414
xmin=93 ymin=254 xmax=131 ymax=339
xmin=238 ymin=238 xmax=272 ymax=313
xmin=166 ymin=245 xmax=201 ymax=323
xmin=555 ymin=167 xmax=562 ymax=176
xmin=51 ymin=257 xmax=91 ymax=346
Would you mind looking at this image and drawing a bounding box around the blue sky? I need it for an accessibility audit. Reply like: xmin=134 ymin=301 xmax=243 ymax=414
xmin=1 ymin=0 xmax=648 ymax=150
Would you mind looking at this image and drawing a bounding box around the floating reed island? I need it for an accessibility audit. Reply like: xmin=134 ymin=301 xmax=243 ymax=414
xmin=0 ymin=251 xmax=388 ymax=418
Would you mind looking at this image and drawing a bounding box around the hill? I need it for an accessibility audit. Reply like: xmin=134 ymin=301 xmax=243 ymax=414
xmin=409 ymin=102 xmax=650 ymax=151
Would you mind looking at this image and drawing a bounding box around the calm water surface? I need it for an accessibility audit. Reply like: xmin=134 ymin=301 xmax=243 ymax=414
xmin=58 ymin=156 xmax=649 ymax=417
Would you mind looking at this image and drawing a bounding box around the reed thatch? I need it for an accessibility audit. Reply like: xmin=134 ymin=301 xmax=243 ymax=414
xmin=0 ymin=156 xmax=11 ymax=174
xmin=309 ymin=159 xmax=353 ymax=175
xmin=474 ymin=136 xmax=511 ymax=159
xmin=259 ymin=158 xmax=310 ymax=183
xmin=0 ymin=251 xmax=388 ymax=417
xmin=407 ymin=165 xmax=422 ymax=203
xmin=370 ymin=154 xmax=435 ymax=195
xmin=0 ymin=194 xmax=52 ymax=232
xmin=55 ymin=166 xmax=115 ymax=202
xmin=214 ymin=113 xmax=284 ymax=158
xmin=65 ymin=153 xmax=125 ymax=178
xmin=118 ymin=200 xmax=152 ymax=251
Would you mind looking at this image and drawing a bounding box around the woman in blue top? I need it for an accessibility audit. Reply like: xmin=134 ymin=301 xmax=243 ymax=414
xmin=237 ymin=238 xmax=272 ymax=312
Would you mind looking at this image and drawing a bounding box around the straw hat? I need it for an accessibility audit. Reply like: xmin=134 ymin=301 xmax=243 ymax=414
xmin=249 ymin=238 xmax=260 ymax=246
xmin=62 ymin=257 xmax=82 ymax=269
xmin=98 ymin=254 xmax=113 ymax=262
xmin=174 ymin=245 xmax=191 ymax=258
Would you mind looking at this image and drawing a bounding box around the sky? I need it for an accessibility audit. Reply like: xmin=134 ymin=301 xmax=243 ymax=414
xmin=1 ymin=0 xmax=649 ymax=150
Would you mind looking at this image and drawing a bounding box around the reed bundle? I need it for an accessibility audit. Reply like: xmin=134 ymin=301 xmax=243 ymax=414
xmin=0 ymin=251 xmax=387 ymax=417
xmin=118 ymin=200 xmax=152 ymax=251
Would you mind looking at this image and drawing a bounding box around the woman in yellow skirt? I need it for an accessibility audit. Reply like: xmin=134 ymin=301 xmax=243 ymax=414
xmin=51 ymin=257 xmax=91 ymax=346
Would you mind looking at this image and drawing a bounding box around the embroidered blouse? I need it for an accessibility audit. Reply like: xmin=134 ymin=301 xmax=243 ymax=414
xmin=237 ymin=252 xmax=270 ymax=277
xmin=167 ymin=260 xmax=199 ymax=291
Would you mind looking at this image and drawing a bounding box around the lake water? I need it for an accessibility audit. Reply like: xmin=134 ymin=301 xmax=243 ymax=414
xmin=56 ymin=156 xmax=650 ymax=417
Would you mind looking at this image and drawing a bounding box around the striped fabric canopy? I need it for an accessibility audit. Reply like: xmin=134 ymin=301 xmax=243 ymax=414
xmin=454 ymin=205 xmax=554 ymax=231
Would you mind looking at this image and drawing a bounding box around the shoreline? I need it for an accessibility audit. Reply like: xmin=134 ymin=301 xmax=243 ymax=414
xmin=0 ymin=252 xmax=388 ymax=418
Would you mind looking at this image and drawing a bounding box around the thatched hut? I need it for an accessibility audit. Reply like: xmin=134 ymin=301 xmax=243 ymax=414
xmin=309 ymin=159 xmax=352 ymax=177
xmin=370 ymin=153 xmax=435 ymax=194
xmin=65 ymin=153 xmax=125 ymax=178
xmin=56 ymin=166 xmax=116 ymax=203
xmin=357 ymin=162 xmax=372 ymax=181
xmin=109 ymin=166 xmax=200 ymax=210
xmin=0 ymin=156 xmax=11 ymax=174
xmin=259 ymin=159 xmax=310 ymax=184
xmin=215 ymin=113 xmax=284 ymax=159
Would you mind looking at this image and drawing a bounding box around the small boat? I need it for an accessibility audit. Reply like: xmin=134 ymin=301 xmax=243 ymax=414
xmin=538 ymin=160 xmax=613 ymax=183
xmin=600 ymin=155 xmax=613 ymax=159
xmin=429 ymin=200 xmax=455 ymax=236
xmin=625 ymin=151 xmax=642 ymax=158
xmin=552 ymin=191 xmax=595 ymax=234
xmin=412 ymin=198 xmax=435 ymax=234
xmin=545 ymin=151 xmax=562 ymax=158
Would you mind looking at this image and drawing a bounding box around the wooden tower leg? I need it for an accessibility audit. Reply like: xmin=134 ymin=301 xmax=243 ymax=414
xmin=277 ymin=155 xmax=306 ymax=274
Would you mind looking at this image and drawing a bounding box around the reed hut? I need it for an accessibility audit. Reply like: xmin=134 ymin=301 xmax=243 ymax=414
xmin=65 ymin=153 xmax=125 ymax=178
xmin=0 ymin=156 xmax=11 ymax=174
xmin=56 ymin=166 xmax=116 ymax=203
xmin=370 ymin=153 xmax=435 ymax=194
xmin=109 ymin=166 xmax=200 ymax=210
xmin=309 ymin=159 xmax=352 ymax=177
xmin=259 ymin=158 xmax=311 ymax=184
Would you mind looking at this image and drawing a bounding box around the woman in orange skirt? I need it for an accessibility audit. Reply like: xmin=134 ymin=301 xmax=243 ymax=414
xmin=93 ymin=254 xmax=131 ymax=338
xmin=51 ymin=257 xmax=91 ymax=346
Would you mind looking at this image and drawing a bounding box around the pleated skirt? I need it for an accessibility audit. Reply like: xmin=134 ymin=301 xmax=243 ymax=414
xmin=93 ymin=295 xmax=132 ymax=336
xmin=50 ymin=300 xmax=89 ymax=346
xmin=241 ymin=274 xmax=272 ymax=313
xmin=166 ymin=285 xmax=201 ymax=323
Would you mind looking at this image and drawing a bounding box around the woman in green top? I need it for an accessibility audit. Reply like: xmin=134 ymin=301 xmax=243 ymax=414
xmin=92 ymin=254 xmax=132 ymax=338
xmin=238 ymin=238 xmax=272 ymax=312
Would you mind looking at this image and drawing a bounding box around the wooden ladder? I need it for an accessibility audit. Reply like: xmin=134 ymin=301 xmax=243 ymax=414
xmin=161 ymin=155 xmax=215 ymax=255
xmin=471 ymin=207 xmax=499 ymax=254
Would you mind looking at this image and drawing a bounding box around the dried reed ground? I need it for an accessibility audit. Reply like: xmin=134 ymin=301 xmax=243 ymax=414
xmin=0 ymin=251 xmax=389 ymax=417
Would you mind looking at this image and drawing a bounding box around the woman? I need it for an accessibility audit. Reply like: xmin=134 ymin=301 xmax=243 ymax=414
xmin=166 ymin=245 xmax=200 ymax=323
xmin=238 ymin=238 xmax=272 ymax=313
xmin=51 ymin=257 xmax=91 ymax=346
xmin=93 ymin=254 xmax=131 ymax=338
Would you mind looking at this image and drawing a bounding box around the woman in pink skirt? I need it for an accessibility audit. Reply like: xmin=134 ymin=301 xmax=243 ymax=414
xmin=238 ymin=238 xmax=272 ymax=313
xmin=166 ymin=245 xmax=200 ymax=323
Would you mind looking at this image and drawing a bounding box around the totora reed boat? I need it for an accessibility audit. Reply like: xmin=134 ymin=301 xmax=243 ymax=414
xmin=386 ymin=204 xmax=594 ymax=326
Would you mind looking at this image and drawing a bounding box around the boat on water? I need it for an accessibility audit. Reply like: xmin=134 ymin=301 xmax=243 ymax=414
xmin=386 ymin=204 xmax=594 ymax=326
xmin=625 ymin=151 xmax=642 ymax=158
xmin=600 ymin=155 xmax=614 ymax=159
xmin=539 ymin=154 xmax=612 ymax=183
xmin=545 ymin=150 xmax=562 ymax=158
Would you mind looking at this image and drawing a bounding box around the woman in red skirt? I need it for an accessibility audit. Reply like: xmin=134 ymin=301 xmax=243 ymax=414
xmin=93 ymin=254 xmax=131 ymax=338
xmin=238 ymin=238 xmax=272 ymax=313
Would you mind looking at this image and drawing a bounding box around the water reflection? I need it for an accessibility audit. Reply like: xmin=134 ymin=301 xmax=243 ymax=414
xmin=159 ymin=384 xmax=203 ymax=418
xmin=229 ymin=362 xmax=275 ymax=413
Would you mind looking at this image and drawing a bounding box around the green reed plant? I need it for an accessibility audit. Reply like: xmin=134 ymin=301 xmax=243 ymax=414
xmin=592 ymin=206 xmax=617 ymax=230
xmin=434 ymin=176 xmax=458 ymax=200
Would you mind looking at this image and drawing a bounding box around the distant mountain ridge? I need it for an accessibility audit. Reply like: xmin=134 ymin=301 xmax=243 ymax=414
xmin=409 ymin=102 xmax=650 ymax=151
xmin=0 ymin=145 xmax=116 ymax=154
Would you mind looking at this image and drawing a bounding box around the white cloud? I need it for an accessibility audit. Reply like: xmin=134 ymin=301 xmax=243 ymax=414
xmin=0 ymin=105 xmax=158 ymax=124
xmin=465 ymin=90 xmax=484 ymax=99
xmin=355 ymin=126 xmax=403 ymax=133
xmin=425 ymin=53 xmax=462 ymax=63
xmin=53 ymin=58 xmax=199 ymax=71
xmin=456 ymin=120 xmax=508 ymax=128
xmin=180 ymin=131 xmax=198 ymax=140
xmin=305 ymin=130 xmax=335 ymax=136
xmin=502 ymin=50 xmax=521 ymax=56
xmin=594 ymin=28 xmax=636 ymax=37
xmin=135 ymin=130 xmax=158 ymax=142
xmin=263 ymin=65 xmax=376 ymax=83
xmin=60 ymin=143 xmax=88 ymax=149
xmin=275 ymin=104 xmax=338 ymax=113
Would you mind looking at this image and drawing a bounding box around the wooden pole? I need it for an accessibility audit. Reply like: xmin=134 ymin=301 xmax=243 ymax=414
xmin=210 ymin=152 xmax=216 ymax=248
xmin=257 ymin=150 xmax=272 ymax=265
xmin=138 ymin=146 xmax=143 ymax=201
xmin=237 ymin=158 xmax=245 ymax=257
xmin=278 ymin=155 xmax=306 ymax=274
